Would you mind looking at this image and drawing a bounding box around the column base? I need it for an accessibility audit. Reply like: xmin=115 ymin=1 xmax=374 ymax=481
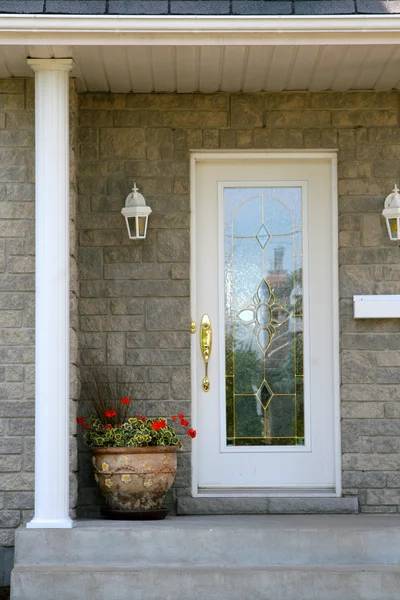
xmin=27 ymin=517 xmax=75 ymax=529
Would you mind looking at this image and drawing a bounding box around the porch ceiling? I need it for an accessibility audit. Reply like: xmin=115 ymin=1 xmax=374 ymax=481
xmin=3 ymin=43 xmax=400 ymax=92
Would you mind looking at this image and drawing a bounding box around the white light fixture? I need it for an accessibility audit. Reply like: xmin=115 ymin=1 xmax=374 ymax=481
xmin=121 ymin=183 xmax=152 ymax=240
xmin=383 ymin=184 xmax=400 ymax=241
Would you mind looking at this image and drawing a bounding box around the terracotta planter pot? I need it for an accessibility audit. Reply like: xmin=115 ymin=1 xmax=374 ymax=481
xmin=91 ymin=446 xmax=178 ymax=516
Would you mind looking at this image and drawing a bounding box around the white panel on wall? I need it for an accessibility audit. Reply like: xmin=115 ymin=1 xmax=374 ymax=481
xmin=354 ymin=295 xmax=400 ymax=319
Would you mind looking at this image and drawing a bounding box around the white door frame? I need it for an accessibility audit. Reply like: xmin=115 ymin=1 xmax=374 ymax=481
xmin=190 ymin=150 xmax=341 ymax=498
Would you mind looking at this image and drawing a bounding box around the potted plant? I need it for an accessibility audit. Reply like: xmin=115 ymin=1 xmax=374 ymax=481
xmin=77 ymin=378 xmax=196 ymax=520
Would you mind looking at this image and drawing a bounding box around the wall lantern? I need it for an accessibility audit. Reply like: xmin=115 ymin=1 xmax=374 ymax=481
xmin=121 ymin=183 xmax=152 ymax=240
xmin=383 ymin=184 xmax=400 ymax=241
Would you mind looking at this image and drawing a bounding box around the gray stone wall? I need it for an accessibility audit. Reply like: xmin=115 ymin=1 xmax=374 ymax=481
xmin=0 ymin=78 xmax=79 ymax=582
xmin=76 ymin=90 xmax=400 ymax=514
xmin=0 ymin=79 xmax=35 ymax=565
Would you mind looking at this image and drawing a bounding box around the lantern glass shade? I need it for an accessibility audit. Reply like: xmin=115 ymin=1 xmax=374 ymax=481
xmin=388 ymin=217 xmax=399 ymax=241
xmin=122 ymin=208 xmax=151 ymax=240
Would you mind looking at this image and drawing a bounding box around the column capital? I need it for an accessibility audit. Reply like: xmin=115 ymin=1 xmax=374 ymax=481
xmin=27 ymin=58 xmax=74 ymax=73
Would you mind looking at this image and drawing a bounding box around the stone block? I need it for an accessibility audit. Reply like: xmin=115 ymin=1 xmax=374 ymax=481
xmin=148 ymin=367 xmax=170 ymax=383
xmin=342 ymin=402 xmax=384 ymax=419
xmin=103 ymin=316 xmax=143 ymax=332
xmin=110 ymin=299 xmax=144 ymax=315
xmin=113 ymin=110 xmax=163 ymax=127
xmin=104 ymin=263 xmax=171 ymax=280
xmin=146 ymin=298 xmax=190 ymax=331
xmin=365 ymin=490 xmax=400 ymax=505
xmin=99 ymin=127 xmax=145 ymax=160
xmin=231 ymin=94 xmax=264 ymax=127
xmin=341 ymin=420 xmax=360 ymax=453
xmin=333 ymin=110 xmax=398 ymax=127
xmin=126 ymin=332 xmax=158 ymax=349
xmin=362 ymin=214 xmax=382 ymax=247
xmin=341 ymin=351 xmax=375 ymax=384
xmin=171 ymin=366 xmax=190 ymax=399
xmin=0 ymin=454 xmax=21 ymax=471
xmin=339 ymin=230 xmax=360 ymax=247
xmin=79 ymin=299 xmax=109 ymax=315
xmin=385 ymin=404 xmax=400 ymax=418
xmin=0 ymin=438 xmax=22 ymax=453
xmin=0 ymin=510 xmax=20 ymax=528
xmin=265 ymin=110 xmax=330 ymax=127
xmin=375 ymin=437 xmax=399 ymax=453
xmin=126 ymin=349 xmax=190 ymax=366
xmin=78 ymin=248 xmax=103 ymax=280
xmin=156 ymin=230 xmax=190 ymax=262
xmin=236 ymin=129 xmax=253 ymax=148
xmin=163 ymin=111 xmax=227 ymax=128
xmin=5 ymin=491 xmax=34 ymax=510
xmin=159 ymin=332 xmax=190 ymax=349
xmin=7 ymin=418 xmax=34 ymax=436
xmin=0 ymin=472 xmax=34 ymax=491
xmin=342 ymin=472 xmax=386 ymax=489
xmin=103 ymin=246 xmax=142 ymax=263
xmin=106 ymin=332 xmax=125 ymax=365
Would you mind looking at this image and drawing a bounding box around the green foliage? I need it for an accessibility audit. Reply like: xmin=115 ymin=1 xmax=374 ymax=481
xmin=84 ymin=416 xmax=183 ymax=449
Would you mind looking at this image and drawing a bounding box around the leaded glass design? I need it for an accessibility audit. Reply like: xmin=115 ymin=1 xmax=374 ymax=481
xmin=224 ymin=187 xmax=304 ymax=447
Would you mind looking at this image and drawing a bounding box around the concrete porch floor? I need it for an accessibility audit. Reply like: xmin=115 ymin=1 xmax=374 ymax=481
xmin=10 ymin=515 xmax=400 ymax=600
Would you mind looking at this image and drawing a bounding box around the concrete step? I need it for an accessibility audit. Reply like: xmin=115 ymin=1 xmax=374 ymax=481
xmin=14 ymin=516 xmax=400 ymax=568
xmin=11 ymin=565 xmax=400 ymax=600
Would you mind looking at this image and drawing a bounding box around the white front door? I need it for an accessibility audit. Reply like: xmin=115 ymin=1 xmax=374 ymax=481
xmin=191 ymin=153 xmax=340 ymax=496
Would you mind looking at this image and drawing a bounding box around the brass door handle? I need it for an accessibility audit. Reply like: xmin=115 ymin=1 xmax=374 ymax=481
xmin=200 ymin=314 xmax=212 ymax=392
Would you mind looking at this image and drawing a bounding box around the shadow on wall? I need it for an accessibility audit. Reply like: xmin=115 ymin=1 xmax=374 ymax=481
xmin=0 ymin=547 xmax=13 ymax=587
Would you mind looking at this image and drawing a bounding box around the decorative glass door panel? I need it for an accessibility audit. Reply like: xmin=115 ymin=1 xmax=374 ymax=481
xmin=224 ymin=187 xmax=304 ymax=448
xmin=194 ymin=156 xmax=338 ymax=494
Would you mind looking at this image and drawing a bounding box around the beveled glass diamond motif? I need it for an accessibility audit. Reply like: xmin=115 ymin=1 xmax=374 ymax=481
xmin=257 ymin=381 xmax=273 ymax=409
xmin=255 ymin=224 xmax=270 ymax=249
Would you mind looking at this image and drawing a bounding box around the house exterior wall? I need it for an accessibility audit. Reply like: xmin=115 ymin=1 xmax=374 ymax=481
xmin=76 ymin=89 xmax=400 ymax=515
xmin=1 ymin=85 xmax=400 ymax=574
xmin=0 ymin=78 xmax=79 ymax=584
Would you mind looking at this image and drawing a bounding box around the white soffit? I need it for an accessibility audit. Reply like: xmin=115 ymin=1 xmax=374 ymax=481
xmin=0 ymin=16 xmax=399 ymax=92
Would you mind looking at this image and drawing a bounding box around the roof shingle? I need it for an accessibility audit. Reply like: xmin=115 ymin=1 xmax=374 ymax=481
xmin=0 ymin=0 xmax=399 ymax=16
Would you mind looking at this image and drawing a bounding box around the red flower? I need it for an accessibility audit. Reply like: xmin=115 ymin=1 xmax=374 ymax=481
xmin=140 ymin=416 xmax=146 ymax=422
xmin=121 ymin=397 xmax=130 ymax=405
xmin=76 ymin=417 xmax=85 ymax=424
xmin=171 ymin=416 xmax=177 ymax=421
xmin=151 ymin=420 xmax=167 ymax=432
xmin=104 ymin=424 xmax=113 ymax=430
xmin=82 ymin=424 xmax=90 ymax=430
xmin=180 ymin=419 xmax=189 ymax=427
xmin=186 ymin=428 xmax=197 ymax=439
xmin=178 ymin=413 xmax=184 ymax=419
xmin=104 ymin=409 xmax=117 ymax=418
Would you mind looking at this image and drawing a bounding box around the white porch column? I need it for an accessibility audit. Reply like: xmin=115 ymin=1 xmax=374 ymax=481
xmin=27 ymin=58 xmax=74 ymax=529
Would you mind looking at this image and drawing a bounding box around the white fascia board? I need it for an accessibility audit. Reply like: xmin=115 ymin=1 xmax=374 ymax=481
xmin=0 ymin=15 xmax=400 ymax=46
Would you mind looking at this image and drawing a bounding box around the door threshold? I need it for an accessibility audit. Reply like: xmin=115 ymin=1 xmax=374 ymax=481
xmin=178 ymin=496 xmax=358 ymax=515
xmin=197 ymin=486 xmax=337 ymax=497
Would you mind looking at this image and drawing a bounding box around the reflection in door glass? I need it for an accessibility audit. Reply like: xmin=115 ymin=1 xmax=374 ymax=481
xmin=224 ymin=187 xmax=304 ymax=447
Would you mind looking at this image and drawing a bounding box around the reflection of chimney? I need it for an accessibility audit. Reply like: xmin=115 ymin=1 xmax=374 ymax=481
xmin=274 ymin=246 xmax=284 ymax=271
